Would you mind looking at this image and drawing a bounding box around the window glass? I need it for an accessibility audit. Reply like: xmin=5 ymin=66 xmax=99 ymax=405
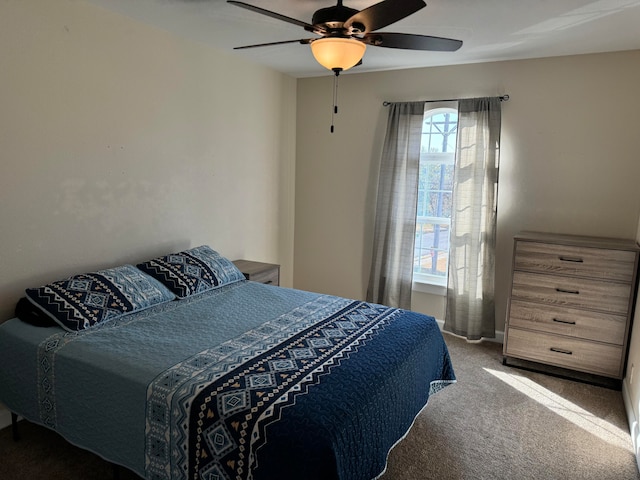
xmin=414 ymin=108 xmax=458 ymax=283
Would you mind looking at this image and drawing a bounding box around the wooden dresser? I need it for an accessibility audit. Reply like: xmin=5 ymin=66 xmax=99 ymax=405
xmin=503 ymin=231 xmax=639 ymax=381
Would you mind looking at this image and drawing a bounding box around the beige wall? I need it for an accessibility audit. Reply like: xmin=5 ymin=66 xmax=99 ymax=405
xmin=0 ymin=0 xmax=297 ymax=322
xmin=294 ymin=50 xmax=640 ymax=331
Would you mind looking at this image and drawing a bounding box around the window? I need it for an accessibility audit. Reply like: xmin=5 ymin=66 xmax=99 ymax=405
xmin=413 ymin=107 xmax=458 ymax=288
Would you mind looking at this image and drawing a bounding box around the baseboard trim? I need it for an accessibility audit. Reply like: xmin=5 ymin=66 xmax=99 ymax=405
xmin=435 ymin=318 xmax=504 ymax=344
xmin=622 ymin=379 xmax=640 ymax=472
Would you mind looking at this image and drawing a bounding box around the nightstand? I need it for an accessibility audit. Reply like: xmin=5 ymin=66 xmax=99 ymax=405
xmin=233 ymin=260 xmax=280 ymax=286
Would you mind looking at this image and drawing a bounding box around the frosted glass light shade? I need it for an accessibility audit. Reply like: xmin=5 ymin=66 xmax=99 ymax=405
xmin=310 ymin=37 xmax=366 ymax=71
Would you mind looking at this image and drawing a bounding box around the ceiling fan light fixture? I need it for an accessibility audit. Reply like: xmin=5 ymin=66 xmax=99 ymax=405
xmin=310 ymin=37 xmax=366 ymax=72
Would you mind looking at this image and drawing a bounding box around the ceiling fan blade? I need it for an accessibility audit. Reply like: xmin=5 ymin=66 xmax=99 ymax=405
xmin=233 ymin=39 xmax=314 ymax=50
xmin=344 ymin=0 xmax=426 ymax=34
xmin=227 ymin=1 xmax=325 ymax=34
xmin=363 ymin=32 xmax=462 ymax=51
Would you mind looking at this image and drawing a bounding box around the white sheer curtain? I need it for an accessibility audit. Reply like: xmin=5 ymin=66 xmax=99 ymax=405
xmin=366 ymin=102 xmax=424 ymax=309
xmin=444 ymin=97 xmax=502 ymax=340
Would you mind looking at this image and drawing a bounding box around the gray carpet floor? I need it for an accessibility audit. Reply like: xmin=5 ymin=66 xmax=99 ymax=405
xmin=380 ymin=333 xmax=639 ymax=480
xmin=0 ymin=332 xmax=637 ymax=479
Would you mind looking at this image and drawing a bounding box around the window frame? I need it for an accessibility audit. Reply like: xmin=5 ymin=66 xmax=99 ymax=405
xmin=413 ymin=105 xmax=458 ymax=293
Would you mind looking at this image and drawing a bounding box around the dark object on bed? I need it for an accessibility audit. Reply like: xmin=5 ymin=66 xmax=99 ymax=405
xmin=15 ymin=297 xmax=56 ymax=328
xmin=0 ymin=248 xmax=455 ymax=480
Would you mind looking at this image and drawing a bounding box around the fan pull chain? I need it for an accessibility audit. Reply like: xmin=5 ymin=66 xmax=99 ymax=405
xmin=331 ymin=68 xmax=341 ymax=133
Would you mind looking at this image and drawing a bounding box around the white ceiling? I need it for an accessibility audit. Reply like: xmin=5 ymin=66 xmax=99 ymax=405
xmin=86 ymin=0 xmax=640 ymax=78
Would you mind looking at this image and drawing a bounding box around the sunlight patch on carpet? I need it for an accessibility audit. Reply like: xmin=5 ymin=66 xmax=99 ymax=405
xmin=484 ymin=368 xmax=632 ymax=451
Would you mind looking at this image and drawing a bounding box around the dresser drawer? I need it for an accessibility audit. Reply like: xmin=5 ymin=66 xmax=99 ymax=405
xmin=514 ymin=241 xmax=636 ymax=282
xmin=249 ymin=268 xmax=279 ymax=285
xmin=508 ymin=299 xmax=627 ymax=345
xmin=511 ymin=271 xmax=631 ymax=315
xmin=233 ymin=260 xmax=280 ymax=286
xmin=505 ymin=328 xmax=623 ymax=378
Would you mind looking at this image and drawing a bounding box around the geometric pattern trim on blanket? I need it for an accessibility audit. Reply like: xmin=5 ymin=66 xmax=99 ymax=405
xmin=144 ymin=294 xmax=351 ymax=480
xmin=137 ymin=246 xmax=246 ymax=298
xmin=144 ymin=297 xmax=401 ymax=480
xmin=25 ymin=265 xmax=176 ymax=332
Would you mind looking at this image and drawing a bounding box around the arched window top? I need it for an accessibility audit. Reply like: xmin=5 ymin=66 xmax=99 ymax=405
xmin=421 ymin=108 xmax=458 ymax=155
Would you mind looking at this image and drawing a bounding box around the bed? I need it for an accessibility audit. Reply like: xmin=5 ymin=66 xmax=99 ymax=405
xmin=0 ymin=246 xmax=455 ymax=480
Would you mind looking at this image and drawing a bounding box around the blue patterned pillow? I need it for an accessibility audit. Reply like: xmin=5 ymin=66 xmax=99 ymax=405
xmin=136 ymin=245 xmax=245 ymax=298
xmin=25 ymin=265 xmax=176 ymax=332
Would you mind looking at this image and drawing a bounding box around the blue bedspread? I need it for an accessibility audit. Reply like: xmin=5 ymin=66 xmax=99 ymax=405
xmin=0 ymin=281 xmax=455 ymax=480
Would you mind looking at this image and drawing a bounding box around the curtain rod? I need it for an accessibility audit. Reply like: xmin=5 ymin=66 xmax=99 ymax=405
xmin=383 ymin=94 xmax=509 ymax=106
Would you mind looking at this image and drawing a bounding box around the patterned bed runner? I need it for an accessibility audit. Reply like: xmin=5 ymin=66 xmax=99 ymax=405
xmin=144 ymin=297 xmax=400 ymax=480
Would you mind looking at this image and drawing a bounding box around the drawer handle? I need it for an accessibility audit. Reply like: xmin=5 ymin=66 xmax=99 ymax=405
xmin=265 ymin=280 xmax=273 ymax=285
xmin=555 ymin=288 xmax=579 ymax=295
xmin=558 ymin=255 xmax=584 ymax=263
xmin=550 ymin=347 xmax=573 ymax=355
xmin=552 ymin=318 xmax=576 ymax=325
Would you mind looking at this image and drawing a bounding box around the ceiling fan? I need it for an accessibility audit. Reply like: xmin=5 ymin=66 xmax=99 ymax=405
xmin=227 ymin=0 xmax=463 ymax=73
